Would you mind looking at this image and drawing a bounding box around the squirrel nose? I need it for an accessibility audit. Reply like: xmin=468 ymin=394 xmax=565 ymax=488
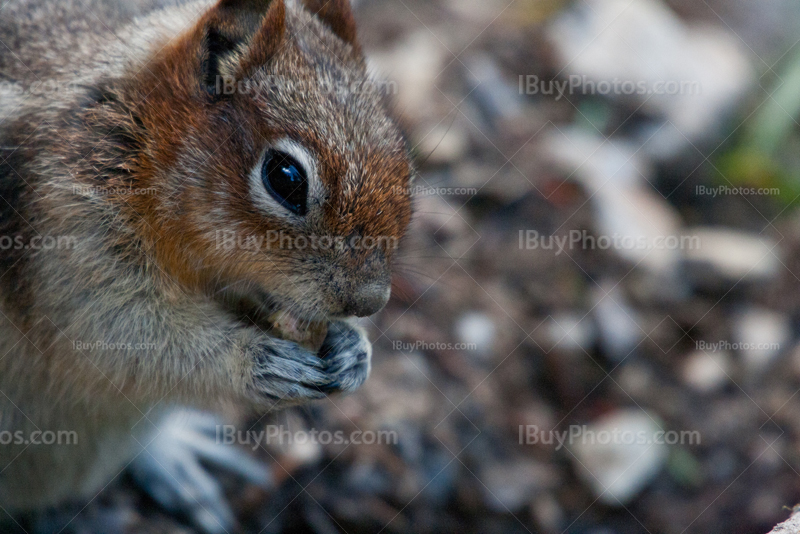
xmin=342 ymin=280 xmax=392 ymax=317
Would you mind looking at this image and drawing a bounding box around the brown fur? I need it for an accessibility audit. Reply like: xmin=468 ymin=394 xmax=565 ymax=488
xmin=0 ymin=0 xmax=411 ymax=511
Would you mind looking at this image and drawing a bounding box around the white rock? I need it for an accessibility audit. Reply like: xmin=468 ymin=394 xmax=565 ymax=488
xmin=542 ymin=129 xmax=684 ymax=277
xmin=547 ymin=0 xmax=754 ymax=160
xmin=592 ymin=283 xmax=644 ymax=361
xmin=733 ymin=308 xmax=790 ymax=373
xmin=542 ymin=128 xmax=649 ymax=191
xmin=681 ymin=351 xmax=732 ymax=393
xmin=684 ymin=228 xmax=780 ymax=284
xmin=455 ymin=312 xmax=496 ymax=356
xmin=769 ymin=507 xmax=800 ymax=534
xmin=572 ymin=410 xmax=668 ymax=505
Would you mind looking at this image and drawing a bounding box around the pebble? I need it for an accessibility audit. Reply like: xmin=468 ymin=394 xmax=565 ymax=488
xmin=681 ymin=351 xmax=732 ymax=393
xmin=683 ymin=228 xmax=780 ymax=287
xmin=541 ymin=129 xmax=684 ymax=277
xmin=542 ymin=128 xmax=649 ymax=191
xmin=732 ymin=308 xmax=790 ymax=374
xmin=592 ymin=284 xmax=644 ymax=361
xmin=455 ymin=312 xmax=496 ymax=358
xmin=571 ymin=410 xmax=669 ymax=505
xmin=546 ymin=0 xmax=754 ymax=160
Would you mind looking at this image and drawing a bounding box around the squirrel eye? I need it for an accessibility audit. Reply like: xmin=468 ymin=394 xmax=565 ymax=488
xmin=261 ymin=150 xmax=308 ymax=216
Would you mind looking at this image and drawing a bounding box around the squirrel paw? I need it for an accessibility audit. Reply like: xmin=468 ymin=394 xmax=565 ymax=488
xmin=251 ymin=337 xmax=332 ymax=402
xmin=251 ymin=320 xmax=372 ymax=402
xmin=129 ymin=409 xmax=271 ymax=534
xmin=318 ymin=320 xmax=372 ymax=394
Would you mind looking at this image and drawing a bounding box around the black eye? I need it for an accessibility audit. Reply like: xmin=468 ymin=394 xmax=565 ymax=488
xmin=261 ymin=150 xmax=308 ymax=216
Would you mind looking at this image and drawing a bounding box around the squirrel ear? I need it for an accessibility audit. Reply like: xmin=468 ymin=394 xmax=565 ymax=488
xmin=300 ymin=0 xmax=361 ymax=54
xmin=200 ymin=0 xmax=286 ymax=93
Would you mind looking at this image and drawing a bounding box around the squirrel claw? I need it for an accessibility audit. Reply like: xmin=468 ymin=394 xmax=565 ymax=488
xmin=130 ymin=409 xmax=271 ymax=534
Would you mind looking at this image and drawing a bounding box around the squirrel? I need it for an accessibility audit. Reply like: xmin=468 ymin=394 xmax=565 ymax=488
xmin=0 ymin=0 xmax=412 ymax=530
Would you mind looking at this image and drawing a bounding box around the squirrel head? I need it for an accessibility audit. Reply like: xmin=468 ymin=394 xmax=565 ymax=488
xmin=99 ymin=0 xmax=413 ymax=321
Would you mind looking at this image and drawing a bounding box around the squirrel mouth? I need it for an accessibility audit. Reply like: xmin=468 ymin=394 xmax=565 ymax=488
xmin=217 ymin=287 xmax=329 ymax=352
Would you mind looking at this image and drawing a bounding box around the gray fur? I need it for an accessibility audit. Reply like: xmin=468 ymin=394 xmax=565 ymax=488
xmin=0 ymin=0 xmax=386 ymax=512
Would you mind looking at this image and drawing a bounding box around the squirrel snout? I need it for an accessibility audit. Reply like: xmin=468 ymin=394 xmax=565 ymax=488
xmin=341 ymin=280 xmax=392 ymax=317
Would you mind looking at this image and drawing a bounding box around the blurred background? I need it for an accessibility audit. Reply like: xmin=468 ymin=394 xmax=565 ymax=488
xmin=78 ymin=0 xmax=800 ymax=532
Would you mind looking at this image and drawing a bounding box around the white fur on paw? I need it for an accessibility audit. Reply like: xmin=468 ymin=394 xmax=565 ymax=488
xmin=129 ymin=409 xmax=271 ymax=534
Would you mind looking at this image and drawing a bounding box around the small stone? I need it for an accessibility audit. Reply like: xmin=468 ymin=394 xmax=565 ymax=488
xmin=541 ymin=128 xmax=649 ymax=191
xmin=455 ymin=312 xmax=496 ymax=357
xmin=592 ymin=284 xmax=644 ymax=361
xmin=733 ymin=308 xmax=790 ymax=373
xmin=546 ymin=0 xmax=753 ymax=160
xmin=684 ymin=228 xmax=780 ymax=287
xmin=681 ymin=351 xmax=732 ymax=393
xmin=768 ymin=507 xmax=800 ymax=534
xmin=572 ymin=410 xmax=668 ymax=505
xmin=541 ymin=129 xmax=684 ymax=278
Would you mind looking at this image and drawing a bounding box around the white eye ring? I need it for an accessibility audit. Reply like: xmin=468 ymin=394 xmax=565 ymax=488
xmin=249 ymin=138 xmax=322 ymax=219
